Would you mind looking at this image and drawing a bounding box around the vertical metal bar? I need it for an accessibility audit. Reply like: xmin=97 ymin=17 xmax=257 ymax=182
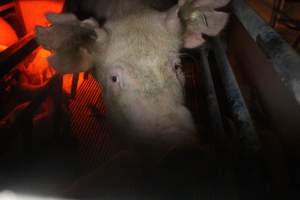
xmin=200 ymin=49 xmax=240 ymax=200
xmin=270 ymin=0 xmax=284 ymax=27
xmin=211 ymin=37 xmax=260 ymax=153
xmin=16 ymin=75 xmax=60 ymax=154
xmin=293 ymin=33 xmax=300 ymax=48
xmin=270 ymin=0 xmax=278 ymax=27
xmin=21 ymin=117 xmax=33 ymax=154
xmin=71 ymin=73 xmax=79 ymax=99
xmin=53 ymin=74 xmax=64 ymax=139
xmin=199 ymin=48 xmax=226 ymax=144
xmin=84 ymin=71 xmax=89 ymax=80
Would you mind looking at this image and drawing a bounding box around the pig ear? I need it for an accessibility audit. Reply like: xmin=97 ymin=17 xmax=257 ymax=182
xmin=35 ymin=13 xmax=107 ymax=73
xmin=169 ymin=0 xmax=230 ymax=48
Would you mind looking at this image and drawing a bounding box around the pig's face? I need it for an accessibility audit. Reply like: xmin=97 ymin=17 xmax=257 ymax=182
xmin=94 ymin=11 xmax=196 ymax=147
xmin=36 ymin=0 xmax=230 ymax=151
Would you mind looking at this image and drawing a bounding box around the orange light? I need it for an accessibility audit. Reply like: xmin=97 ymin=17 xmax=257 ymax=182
xmin=0 ymin=17 xmax=18 ymax=50
xmin=16 ymin=0 xmax=85 ymax=95
xmin=25 ymin=48 xmax=54 ymax=84
xmin=0 ymin=44 xmax=8 ymax=52
xmin=17 ymin=0 xmax=65 ymax=33
xmin=20 ymin=48 xmax=85 ymax=95
xmin=62 ymin=73 xmax=85 ymax=94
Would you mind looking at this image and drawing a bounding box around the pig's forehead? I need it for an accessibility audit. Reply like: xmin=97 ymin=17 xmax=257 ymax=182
xmin=101 ymin=11 xmax=182 ymax=66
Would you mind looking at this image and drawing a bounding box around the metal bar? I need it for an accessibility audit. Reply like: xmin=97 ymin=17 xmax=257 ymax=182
xmin=199 ymin=50 xmax=239 ymax=200
xmin=232 ymin=0 xmax=300 ymax=104
xmin=211 ymin=37 xmax=260 ymax=153
xmin=270 ymin=0 xmax=278 ymax=27
xmin=270 ymin=0 xmax=284 ymax=27
xmin=15 ymin=74 xmax=60 ymax=153
xmin=71 ymin=73 xmax=79 ymax=99
xmin=199 ymin=48 xmax=226 ymax=144
xmin=0 ymin=34 xmax=37 ymax=79
xmin=0 ymin=2 xmax=15 ymax=13
xmin=53 ymin=74 xmax=64 ymax=139
xmin=293 ymin=33 xmax=300 ymax=48
xmin=84 ymin=71 xmax=89 ymax=80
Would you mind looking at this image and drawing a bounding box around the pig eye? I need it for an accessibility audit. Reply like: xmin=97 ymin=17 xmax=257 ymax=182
xmin=109 ymin=67 xmax=123 ymax=87
xmin=172 ymin=58 xmax=182 ymax=71
xmin=111 ymin=75 xmax=118 ymax=82
xmin=174 ymin=62 xmax=182 ymax=72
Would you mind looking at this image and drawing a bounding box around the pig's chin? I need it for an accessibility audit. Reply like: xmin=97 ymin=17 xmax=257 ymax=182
xmin=107 ymin=100 xmax=198 ymax=152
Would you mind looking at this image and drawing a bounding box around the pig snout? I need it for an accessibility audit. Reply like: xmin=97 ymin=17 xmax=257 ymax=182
xmin=99 ymin=65 xmax=198 ymax=151
xmin=106 ymin=92 xmax=198 ymax=151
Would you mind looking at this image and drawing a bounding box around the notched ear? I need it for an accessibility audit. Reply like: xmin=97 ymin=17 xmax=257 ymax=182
xmin=35 ymin=13 xmax=106 ymax=73
xmin=178 ymin=0 xmax=230 ymax=48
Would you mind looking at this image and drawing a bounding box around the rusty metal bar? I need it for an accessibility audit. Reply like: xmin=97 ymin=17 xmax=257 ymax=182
xmin=232 ymin=0 xmax=300 ymax=104
xmin=211 ymin=37 xmax=260 ymax=153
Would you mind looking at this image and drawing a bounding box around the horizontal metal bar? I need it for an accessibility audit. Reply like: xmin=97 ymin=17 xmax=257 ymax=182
xmin=0 ymin=2 xmax=15 ymax=13
xmin=232 ymin=0 xmax=300 ymax=103
xmin=211 ymin=37 xmax=260 ymax=153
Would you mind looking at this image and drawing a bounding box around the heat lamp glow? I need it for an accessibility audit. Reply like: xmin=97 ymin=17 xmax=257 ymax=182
xmin=0 ymin=17 xmax=18 ymax=51
xmin=16 ymin=0 xmax=83 ymax=94
xmin=0 ymin=0 xmax=82 ymax=94
xmin=18 ymin=0 xmax=65 ymax=32
xmin=16 ymin=47 xmax=84 ymax=95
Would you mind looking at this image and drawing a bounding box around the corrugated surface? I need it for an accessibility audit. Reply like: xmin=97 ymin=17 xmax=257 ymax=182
xmin=68 ymin=74 xmax=118 ymax=170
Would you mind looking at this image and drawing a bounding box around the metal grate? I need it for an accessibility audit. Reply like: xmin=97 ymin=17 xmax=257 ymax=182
xmin=68 ymin=74 xmax=118 ymax=170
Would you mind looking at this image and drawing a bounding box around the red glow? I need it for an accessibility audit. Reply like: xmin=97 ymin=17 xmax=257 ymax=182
xmin=18 ymin=48 xmax=55 ymax=92
xmin=19 ymin=48 xmax=84 ymax=95
xmin=17 ymin=0 xmax=65 ymax=33
xmin=0 ymin=44 xmax=8 ymax=52
xmin=20 ymin=48 xmax=84 ymax=94
xmin=25 ymin=48 xmax=54 ymax=84
xmin=16 ymin=0 xmax=85 ymax=94
xmin=0 ymin=17 xmax=18 ymax=50
xmin=15 ymin=0 xmax=85 ymax=95
xmin=62 ymin=73 xmax=85 ymax=94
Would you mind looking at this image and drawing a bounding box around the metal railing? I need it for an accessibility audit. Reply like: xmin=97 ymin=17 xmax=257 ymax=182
xmin=233 ymin=0 xmax=300 ymax=103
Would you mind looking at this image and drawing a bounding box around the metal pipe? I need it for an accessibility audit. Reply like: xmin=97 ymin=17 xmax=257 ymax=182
xmin=232 ymin=0 xmax=300 ymax=104
xmin=199 ymin=48 xmax=226 ymax=144
xmin=211 ymin=37 xmax=260 ymax=153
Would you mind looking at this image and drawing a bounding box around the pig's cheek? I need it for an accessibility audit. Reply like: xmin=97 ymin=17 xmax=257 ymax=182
xmin=176 ymin=68 xmax=185 ymax=87
xmin=111 ymin=84 xmax=121 ymax=97
xmin=106 ymin=81 xmax=120 ymax=97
